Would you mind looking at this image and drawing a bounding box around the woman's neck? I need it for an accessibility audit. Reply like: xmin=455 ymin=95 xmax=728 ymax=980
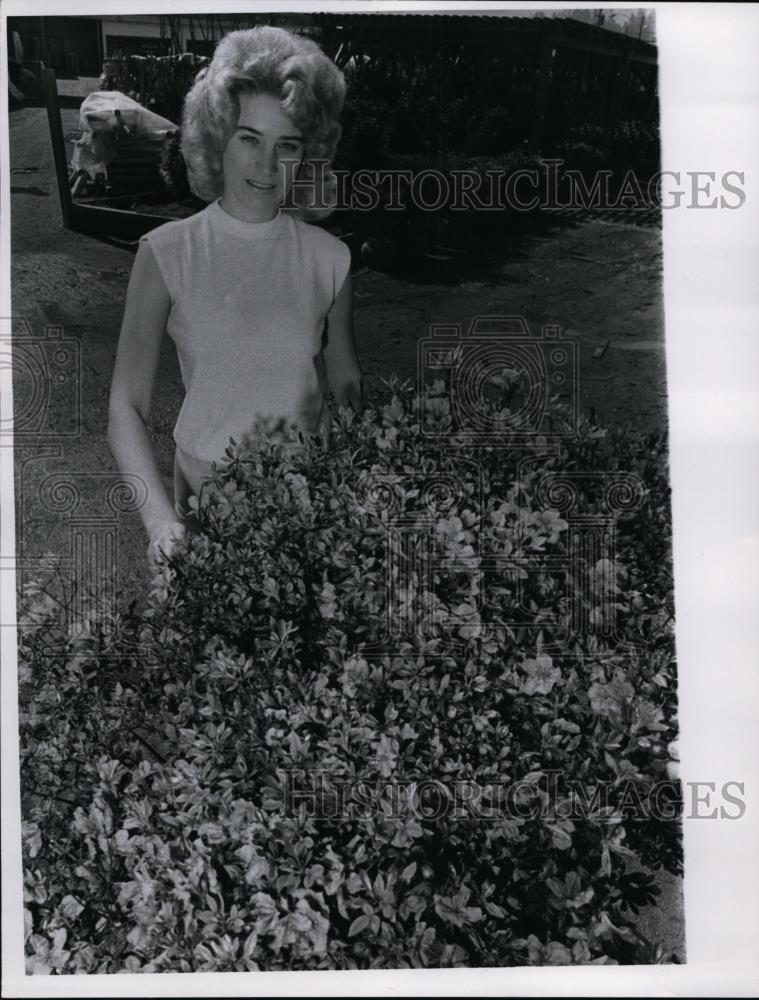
xmin=218 ymin=194 xmax=280 ymax=224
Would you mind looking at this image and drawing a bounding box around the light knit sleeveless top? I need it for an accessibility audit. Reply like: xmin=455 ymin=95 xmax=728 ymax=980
xmin=140 ymin=199 xmax=352 ymax=468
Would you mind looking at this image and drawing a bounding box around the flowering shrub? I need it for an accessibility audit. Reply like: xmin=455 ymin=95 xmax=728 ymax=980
xmin=19 ymin=378 xmax=681 ymax=972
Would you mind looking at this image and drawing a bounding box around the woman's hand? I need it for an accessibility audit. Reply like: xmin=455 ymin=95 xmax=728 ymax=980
xmin=146 ymin=520 xmax=186 ymax=573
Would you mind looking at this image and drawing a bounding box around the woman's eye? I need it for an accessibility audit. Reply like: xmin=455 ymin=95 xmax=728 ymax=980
xmin=241 ymin=135 xmax=258 ymax=145
xmin=279 ymin=141 xmax=302 ymax=153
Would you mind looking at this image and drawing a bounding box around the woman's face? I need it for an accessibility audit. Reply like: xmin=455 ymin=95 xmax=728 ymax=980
xmin=221 ymin=91 xmax=304 ymax=222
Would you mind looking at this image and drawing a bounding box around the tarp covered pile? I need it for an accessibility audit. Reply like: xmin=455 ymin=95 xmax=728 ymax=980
xmin=69 ymin=91 xmax=178 ymax=196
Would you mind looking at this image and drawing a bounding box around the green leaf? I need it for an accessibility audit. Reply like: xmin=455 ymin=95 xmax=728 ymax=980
xmin=401 ymin=861 xmax=418 ymax=882
xmin=348 ymin=913 xmax=372 ymax=937
xmin=59 ymin=895 xmax=84 ymax=921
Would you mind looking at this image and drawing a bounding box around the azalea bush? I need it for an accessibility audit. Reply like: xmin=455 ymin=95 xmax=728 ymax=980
xmin=19 ymin=376 xmax=681 ymax=972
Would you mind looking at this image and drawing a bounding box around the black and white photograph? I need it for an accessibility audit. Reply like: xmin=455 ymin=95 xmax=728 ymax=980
xmin=1 ymin=1 xmax=757 ymax=994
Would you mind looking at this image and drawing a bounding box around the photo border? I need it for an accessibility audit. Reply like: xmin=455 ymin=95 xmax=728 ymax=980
xmin=2 ymin=1 xmax=757 ymax=995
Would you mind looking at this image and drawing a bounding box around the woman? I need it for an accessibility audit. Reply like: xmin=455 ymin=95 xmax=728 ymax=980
xmin=108 ymin=26 xmax=363 ymax=571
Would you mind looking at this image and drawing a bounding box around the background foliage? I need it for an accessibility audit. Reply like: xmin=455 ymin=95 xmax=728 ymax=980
xmin=99 ymin=52 xmax=209 ymax=125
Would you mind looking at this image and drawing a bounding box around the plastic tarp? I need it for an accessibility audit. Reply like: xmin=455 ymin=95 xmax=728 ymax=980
xmin=70 ymin=91 xmax=178 ymax=183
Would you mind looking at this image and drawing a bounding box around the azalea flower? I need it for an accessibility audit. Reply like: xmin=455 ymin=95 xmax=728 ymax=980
xmin=524 ymin=509 xmax=568 ymax=544
xmin=318 ymin=581 xmax=338 ymax=620
xmin=283 ymin=472 xmax=312 ymax=511
xmin=519 ymin=654 xmax=561 ymax=696
xmin=391 ymin=814 xmax=424 ymax=848
xmin=375 ymin=734 xmax=398 ymax=778
xmin=435 ymin=514 xmax=466 ymax=542
xmin=589 ymin=673 xmax=635 ymax=718
xmin=423 ymin=396 xmax=453 ymax=431
xmin=273 ymin=897 xmax=329 ymax=959
xmin=375 ymin=426 xmax=399 ymax=451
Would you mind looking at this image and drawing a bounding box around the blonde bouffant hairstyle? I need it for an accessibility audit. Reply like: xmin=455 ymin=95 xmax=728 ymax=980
xmin=181 ymin=26 xmax=346 ymax=220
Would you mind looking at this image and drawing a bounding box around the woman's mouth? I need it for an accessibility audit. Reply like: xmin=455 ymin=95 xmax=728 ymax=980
xmin=246 ymin=179 xmax=276 ymax=191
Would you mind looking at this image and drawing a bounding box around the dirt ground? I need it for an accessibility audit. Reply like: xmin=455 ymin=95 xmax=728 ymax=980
xmin=7 ymin=92 xmax=682 ymax=959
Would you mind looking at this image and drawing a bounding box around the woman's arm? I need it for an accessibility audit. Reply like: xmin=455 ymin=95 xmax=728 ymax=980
xmin=107 ymin=240 xmax=182 ymax=556
xmin=322 ymin=270 xmax=364 ymax=413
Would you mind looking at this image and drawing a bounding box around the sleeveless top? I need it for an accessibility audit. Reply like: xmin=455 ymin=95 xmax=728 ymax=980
xmin=140 ymin=199 xmax=352 ymax=503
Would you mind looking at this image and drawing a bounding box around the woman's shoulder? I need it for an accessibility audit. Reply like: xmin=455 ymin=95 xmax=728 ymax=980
xmin=138 ymin=208 xmax=211 ymax=296
xmin=288 ymin=219 xmax=352 ymax=289
xmin=287 ymin=217 xmax=352 ymax=302
xmin=289 ymin=215 xmax=349 ymax=257
xmin=139 ymin=206 xmax=210 ymax=250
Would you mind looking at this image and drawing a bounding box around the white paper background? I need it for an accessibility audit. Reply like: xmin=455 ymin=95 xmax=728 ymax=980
xmin=2 ymin=1 xmax=758 ymax=995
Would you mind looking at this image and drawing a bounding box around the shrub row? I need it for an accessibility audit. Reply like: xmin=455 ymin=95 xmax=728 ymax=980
xmin=20 ymin=379 xmax=681 ymax=971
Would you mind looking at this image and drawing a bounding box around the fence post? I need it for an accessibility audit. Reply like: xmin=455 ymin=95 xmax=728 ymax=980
xmin=43 ymin=67 xmax=72 ymax=229
xmin=608 ymin=47 xmax=632 ymax=126
xmin=530 ymin=39 xmax=555 ymax=149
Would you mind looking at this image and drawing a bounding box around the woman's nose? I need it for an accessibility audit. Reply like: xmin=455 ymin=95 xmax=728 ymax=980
xmin=256 ymin=145 xmax=279 ymax=178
